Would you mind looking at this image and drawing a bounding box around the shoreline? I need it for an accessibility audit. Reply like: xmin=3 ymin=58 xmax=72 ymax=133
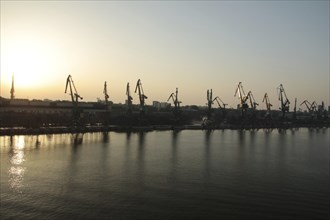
xmin=1 ymin=123 xmax=329 ymax=136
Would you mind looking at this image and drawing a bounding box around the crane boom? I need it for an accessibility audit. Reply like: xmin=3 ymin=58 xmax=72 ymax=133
xmin=262 ymin=93 xmax=272 ymax=111
xmin=300 ymin=100 xmax=312 ymax=112
xmin=65 ymin=75 xmax=83 ymax=104
xmin=300 ymin=100 xmax=317 ymax=113
xmin=213 ymin=96 xmax=227 ymax=109
xmin=167 ymin=93 xmax=175 ymax=103
xmin=247 ymin=91 xmax=258 ymax=110
xmin=262 ymin=92 xmax=272 ymax=119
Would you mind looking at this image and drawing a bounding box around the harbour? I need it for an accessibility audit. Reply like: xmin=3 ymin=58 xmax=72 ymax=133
xmin=1 ymin=1 xmax=329 ymax=219
xmin=1 ymin=75 xmax=329 ymax=136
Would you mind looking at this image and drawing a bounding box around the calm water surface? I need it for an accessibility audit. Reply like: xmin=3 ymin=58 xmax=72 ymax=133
xmin=1 ymin=128 xmax=329 ymax=219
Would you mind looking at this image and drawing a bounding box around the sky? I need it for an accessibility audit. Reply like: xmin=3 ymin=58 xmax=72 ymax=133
xmin=0 ymin=0 xmax=329 ymax=110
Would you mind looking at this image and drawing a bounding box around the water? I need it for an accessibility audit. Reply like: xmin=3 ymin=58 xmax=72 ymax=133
xmin=1 ymin=128 xmax=329 ymax=219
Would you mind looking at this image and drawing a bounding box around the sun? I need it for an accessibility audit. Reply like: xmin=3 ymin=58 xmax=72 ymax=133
xmin=1 ymin=31 xmax=65 ymax=99
xmin=1 ymin=42 xmax=51 ymax=89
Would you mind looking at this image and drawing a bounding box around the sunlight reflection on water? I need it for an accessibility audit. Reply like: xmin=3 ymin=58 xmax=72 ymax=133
xmin=8 ymin=136 xmax=26 ymax=193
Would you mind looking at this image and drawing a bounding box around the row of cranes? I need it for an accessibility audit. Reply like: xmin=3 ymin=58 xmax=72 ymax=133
xmin=233 ymin=82 xmax=326 ymax=120
xmin=65 ymin=75 xmax=149 ymax=114
xmin=236 ymin=82 xmax=285 ymax=118
xmin=276 ymin=84 xmax=326 ymax=119
xmin=64 ymin=75 xmax=326 ymax=125
xmin=65 ymin=75 xmax=149 ymax=125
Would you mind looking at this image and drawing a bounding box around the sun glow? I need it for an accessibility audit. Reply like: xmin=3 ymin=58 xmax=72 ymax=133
xmin=2 ymin=40 xmax=54 ymax=89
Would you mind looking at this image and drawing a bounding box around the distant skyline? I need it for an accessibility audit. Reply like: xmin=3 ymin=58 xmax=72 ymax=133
xmin=1 ymin=1 xmax=329 ymax=110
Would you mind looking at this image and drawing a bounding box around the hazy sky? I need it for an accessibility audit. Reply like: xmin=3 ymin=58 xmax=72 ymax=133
xmin=1 ymin=1 xmax=329 ymax=110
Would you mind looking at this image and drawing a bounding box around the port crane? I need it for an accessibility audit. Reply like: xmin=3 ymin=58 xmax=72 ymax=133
xmin=319 ymin=101 xmax=325 ymax=112
xmin=135 ymin=79 xmax=148 ymax=114
xmin=206 ymin=89 xmax=214 ymax=118
xmin=102 ymin=81 xmax=110 ymax=125
xmin=300 ymin=100 xmax=317 ymax=113
xmin=247 ymin=91 xmax=258 ymax=110
xmin=103 ymin=81 xmax=110 ymax=110
xmin=293 ymin=98 xmax=297 ymax=120
xmin=204 ymin=89 xmax=214 ymax=125
xmin=65 ymin=75 xmax=83 ymax=125
xmin=234 ymin=82 xmax=249 ymax=116
xmin=126 ymin=82 xmax=133 ymax=113
xmin=204 ymin=89 xmax=228 ymax=124
xmin=65 ymin=75 xmax=83 ymax=104
xmin=167 ymin=88 xmax=182 ymax=119
xmin=262 ymin=93 xmax=272 ymax=118
xmin=277 ymin=84 xmax=290 ymax=118
xmin=168 ymin=88 xmax=181 ymax=110
xmin=104 ymin=81 xmax=109 ymax=105
xmin=318 ymin=101 xmax=327 ymax=119
xmin=207 ymin=89 xmax=227 ymax=112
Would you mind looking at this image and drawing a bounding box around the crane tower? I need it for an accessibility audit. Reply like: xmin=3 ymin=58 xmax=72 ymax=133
xmin=126 ymin=82 xmax=133 ymax=114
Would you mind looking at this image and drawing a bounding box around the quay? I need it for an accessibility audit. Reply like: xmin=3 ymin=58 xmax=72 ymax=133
xmin=1 ymin=122 xmax=329 ymax=136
